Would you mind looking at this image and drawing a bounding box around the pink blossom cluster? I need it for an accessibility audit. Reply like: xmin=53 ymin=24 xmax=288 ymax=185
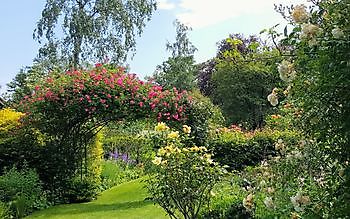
xmin=20 ymin=64 xmax=191 ymax=123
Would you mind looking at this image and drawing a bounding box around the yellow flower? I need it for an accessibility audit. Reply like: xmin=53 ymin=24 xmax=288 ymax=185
xmin=174 ymin=147 xmax=181 ymax=153
xmin=157 ymin=148 xmax=166 ymax=156
xmin=167 ymin=131 xmax=179 ymax=139
xmin=162 ymin=145 xmax=175 ymax=156
xmin=152 ymin=156 xmax=162 ymax=165
xmin=154 ymin=122 xmax=169 ymax=132
xmin=190 ymin=146 xmax=200 ymax=152
xmin=199 ymin=146 xmax=207 ymax=152
xmin=206 ymin=157 xmax=214 ymax=164
xmin=291 ymin=5 xmax=309 ymax=23
xmin=182 ymin=148 xmax=189 ymax=153
xmin=182 ymin=125 xmax=191 ymax=134
xmin=291 ymin=212 xmax=301 ymax=219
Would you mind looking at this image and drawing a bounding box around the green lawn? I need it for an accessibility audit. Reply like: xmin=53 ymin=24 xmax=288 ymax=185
xmin=26 ymin=179 xmax=168 ymax=219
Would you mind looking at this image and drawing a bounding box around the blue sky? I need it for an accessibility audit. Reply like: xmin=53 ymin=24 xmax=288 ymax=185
xmin=0 ymin=0 xmax=306 ymax=94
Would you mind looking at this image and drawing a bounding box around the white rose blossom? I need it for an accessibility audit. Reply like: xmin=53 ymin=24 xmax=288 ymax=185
xmin=301 ymin=23 xmax=321 ymax=39
xmin=278 ymin=60 xmax=296 ymax=82
xmin=264 ymin=197 xmax=275 ymax=209
xmin=332 ymin=27 xmax=344 ymax=39
xmin=290 ymin=192 xmax=310 ymax=212
xmin=267 ymin=89 xmax=279 ymax=107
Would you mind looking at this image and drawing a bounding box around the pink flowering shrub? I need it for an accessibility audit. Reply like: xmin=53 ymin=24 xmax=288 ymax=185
xmin=19 ymin=64 xmax=191 ymax=133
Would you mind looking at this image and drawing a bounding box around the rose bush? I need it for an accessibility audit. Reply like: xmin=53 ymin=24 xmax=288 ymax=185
xmin=146 ymin=122 xmax=227 ymax=219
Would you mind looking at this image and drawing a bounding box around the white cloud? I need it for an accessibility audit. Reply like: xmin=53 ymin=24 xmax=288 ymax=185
xmin=176 ymin=0 xmax=308 ymax=29
xmin=157 ymin=0 xmax=176 ymax=10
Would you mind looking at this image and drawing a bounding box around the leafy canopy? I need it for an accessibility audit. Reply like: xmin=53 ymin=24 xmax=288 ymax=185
xmin=34 ymin=0 xmax=157 ymax=67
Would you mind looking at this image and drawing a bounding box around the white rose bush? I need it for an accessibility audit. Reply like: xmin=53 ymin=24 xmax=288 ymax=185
xmin=263 ymin=1 xmax=350 ymax=217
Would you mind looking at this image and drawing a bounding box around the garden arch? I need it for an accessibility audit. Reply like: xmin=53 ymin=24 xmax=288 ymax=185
xmin=20 ymin=64 xmax=191 ymax=191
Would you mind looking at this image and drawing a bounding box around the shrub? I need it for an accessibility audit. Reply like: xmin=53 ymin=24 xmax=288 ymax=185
xmin=146 ymin=123 xmax=227 ymax=219
xmin=187 ymin=90 xmax=225 ymax=146
xmin=0 ymin=108 xmax=24 ymax=139
xmin=209 ymin=128 xmax=300 ymax=171
xmin=66 ymin=177 xmax=99 ymax=203
xmin=0 ymin=108 xmax=43 ymax=174
xmin=87 ymin=130 xmax=104 ymax=188
xmin=0 ymin=167 xmax=46 ymax=218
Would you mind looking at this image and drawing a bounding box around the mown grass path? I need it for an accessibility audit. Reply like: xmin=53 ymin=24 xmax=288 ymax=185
xmin=26 ymin=179 xmax=168 ymax=219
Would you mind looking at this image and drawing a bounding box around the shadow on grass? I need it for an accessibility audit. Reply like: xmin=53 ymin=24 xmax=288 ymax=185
xmin=38 ymin=199 xmax=155 ymax=217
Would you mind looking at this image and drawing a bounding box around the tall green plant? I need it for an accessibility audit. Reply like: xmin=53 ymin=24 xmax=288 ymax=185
xmin=151 ymin=20 xmax=198 ymax=91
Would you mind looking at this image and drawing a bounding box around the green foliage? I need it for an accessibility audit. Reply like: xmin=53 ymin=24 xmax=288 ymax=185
xmin=279 ymin=0 xmax=350 ymax=162
xmin=66 ymin=177 xmax=99 ymax=203
xmin=100 ymin=160 xmax=142 ymax=190
xmin=146 ymin=124 xmax=226 ymax=219
xmin=0 ymin=201 xmax=10 ymax=219
xmin=233 ymin=139 xmax=340 ymax=218
xmin=5 ymin=63 xmax=59 ymax=105
xmin=209 ymin=128 xmax=300 ymax=171
xmin=103 ymin=120 xmax=154 ymax=164
xmin=0 ymin=167 xmax=46 ymax=218
xmin=199 ymin=178 xmax=252 ymax=219
xmin=34 ymin=0 xmax=157 ymax=67
xmin=65 ymin=131 xmax=104 ymax=203
xmin=166 ymin=20 xmax=198 ymax=58
xmin=187 ymin=90 xmax=225 ymax=146
xmin=87 ymin=130 xmax=104 ymax=187
xmin=0 ymin=108 xmax=43 ymax=174
xmin=211 ymin=36 xmax=281 ymax=128
xmin=152 ymin=56 xmax=197 ymax=91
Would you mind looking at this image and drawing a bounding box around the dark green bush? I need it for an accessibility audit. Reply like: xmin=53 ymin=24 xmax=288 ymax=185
xmin=0 ymin=127 xmax=43 ymax=175
xmin=209 ymin=129 xmax=300 ymax=171
xmin=0 ymin=167 xmax=46 ymax=218
xmin=66 ymin=177 xmax=99 ymax=203
xmin=187 ymin=90 xmax=225 ymax=146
